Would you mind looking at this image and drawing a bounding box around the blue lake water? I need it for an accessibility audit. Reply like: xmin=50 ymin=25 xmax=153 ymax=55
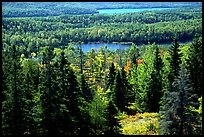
xmin=98 ymin=8 xmax=174 ymax=14
xmin=80 ymin=43 xmax=131 ymax=52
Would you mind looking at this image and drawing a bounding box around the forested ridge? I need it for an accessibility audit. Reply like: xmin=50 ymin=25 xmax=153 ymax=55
xmin=2 ymin=2 xmax=202 ymax=135
xmin=2 ymin=2 xmax=201 ymax=17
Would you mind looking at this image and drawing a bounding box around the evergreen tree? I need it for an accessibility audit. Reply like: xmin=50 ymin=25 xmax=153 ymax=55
xmin=159 ymin=64 xmax=199 ymax=135
xmin=106 ymin=62 xmax=116 ymax=97
xmin=2 ymin=44 xmax=26 ymax=135
xmin=129 ymin=43 xmax=140 ymax=67
xmin=186 ymin=37 xmax=202 ymax=97
xmin=56 ymin=51 xmax=72 ymax=135
xmin=2 ymin=45 xmax=13 ymax=135
xmin=105 ymin=100 xmax=121 ymax=135
xmin=168 ymin=39 xmax=182 ymax=85
xmin=147 ymin=45 xmax=164 ymax=112
xmin=40 ymin=47 xmax=57 ymax=135
xmin=121 ymin=67 xmax=132 ymax=113
xmin=21 ymin=58 xmax=40 ymax=135
xmin=78 ymin=74 xmax=93 ymax=135
xmin=80 ymin=74 xmax=93 ymax=102
xmin=66 ymin=66 xmax=84 ymax=134
xmin=113 ymin=70 xmax=128 ymax=113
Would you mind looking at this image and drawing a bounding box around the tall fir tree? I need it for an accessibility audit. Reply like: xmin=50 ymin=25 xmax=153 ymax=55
xmin=168 ymin=39 xmax=183 ymax=86
xmin=2 ymin=44 xmax=13 ymax=135
xmin=66 ymin=66 xmax=85 ymax=135
xmin=186 ymin=37 xmax=202 ymax=97
xmin=147 ymin=45 xmax=164 ymax=112
xmin=121 ymin=67 xmax=132 ymax=113
xmin=113 ymin=70 xmax=128 ymax=113
xmin=56 ymin=51 xmax=72 ymax=135
xmin=80 ymin=74 xmax=93 ymax=102
xmin=105 ymin=100 xmax=121 ymax=135
xmin=106 ymin=62 xmax=116 ymax=98
xmin=21 ymin=58 xmax=40 ymax=135
xmin=2 ymin=44 xmax=26 ymax=135
xmin=40 ymin=47 xmax=58 ymax=135
xmin=78 ymin=74 xmax=93 ymax=135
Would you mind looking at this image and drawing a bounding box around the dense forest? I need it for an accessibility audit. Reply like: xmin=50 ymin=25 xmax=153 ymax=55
xmin=2 ymin=2 xmax=202 ymax=135
xmin=2 ymin=2 xmax=201 ymax=17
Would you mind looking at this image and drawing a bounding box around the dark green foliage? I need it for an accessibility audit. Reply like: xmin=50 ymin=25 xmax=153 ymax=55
xmin=168 ymin=39 xmax=183 ymax=84
xmin=121 ymin=67 xmax=133 ymax=107
xmin=2 ymin=5 xmax=202 ymax=135
xmin=53 ymin=51 xmax=71 ymax=135
xmin=40 ymin=47 xmax=58 ymax=135
xmin=80 ymin=74 xmax=93 ymax=102
xmin=2 ymin=45 xmax=26 ymax=135
xmin=159 ymin=64 xmax=199 ymax=135
xmin=106 ymin=100 xmax=121 ymax=135
xmin=113 ymin=70 xmax=129 ymax=113
xmin=21 ymin=59 xmax=41 ymax=135
xmin=106 ymin=63 xmax=116 ymax=93
xmin=186 ymin=37 xmax=202 ymax=97
xmin=78 ymin=74 xmax=93 ymax=135
xmin=147 ymin=46 xmax=164 ymax=112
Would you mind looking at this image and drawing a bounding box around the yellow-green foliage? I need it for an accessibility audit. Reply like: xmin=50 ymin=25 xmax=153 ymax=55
xmin=118 ymin=112 xmax=159 ymax=135
xmin=198 ymin=96 xmax=202 ymax=115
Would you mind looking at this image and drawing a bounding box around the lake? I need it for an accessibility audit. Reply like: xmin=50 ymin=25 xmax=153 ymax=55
xmin=79 ymin=43 xmax=131 ymax=52
xmin=98 ymin=8 xmax=174 ymax=14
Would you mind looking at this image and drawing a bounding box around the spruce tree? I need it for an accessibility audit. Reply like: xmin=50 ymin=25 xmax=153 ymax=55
xmin=106 ymin=100 xmax=121 ymax=135
xmin=121 ymin=67 xmax=132 ymax=113
xmin=168 ymin=39 xmax=182 ymax=85
xmin=106 ymin=62 xmax=116 ymax=98
xmin=147 ymin=45 xmax=163 ymax=112
xmin=2 ymin=44 xmax=26 ymax=135
xmin=40 ymin=47 xmax=57 ymax=135
xmin=78 ymin=74 xmax=93 ymax=135
xmin=66 ymin=66 xmax=84 ymax=134
xmin=186 ymin=37 xmax=202 ymax=97
xmin=159 ymin=64 xmax=199 ymax=135
xmin=113 ymin=70 xmax=128 ymax=113
xmin=21 ymin=58 xmax=40 ymax=135
xmin=56 ymin=51 xmax=72 ymax=135
xmin=80 ymin=74 xmax=93 ymax=102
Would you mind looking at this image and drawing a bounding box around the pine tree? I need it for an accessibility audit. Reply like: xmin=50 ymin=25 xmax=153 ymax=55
xmin=159 ymin=64 xmax=199 ymax=135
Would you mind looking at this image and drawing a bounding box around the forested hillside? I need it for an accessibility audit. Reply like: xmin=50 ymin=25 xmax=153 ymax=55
xmin=2 ymin=2 xmax=202 ymax=135
xmin=2 ymin=2 xmax=202 ymax=17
